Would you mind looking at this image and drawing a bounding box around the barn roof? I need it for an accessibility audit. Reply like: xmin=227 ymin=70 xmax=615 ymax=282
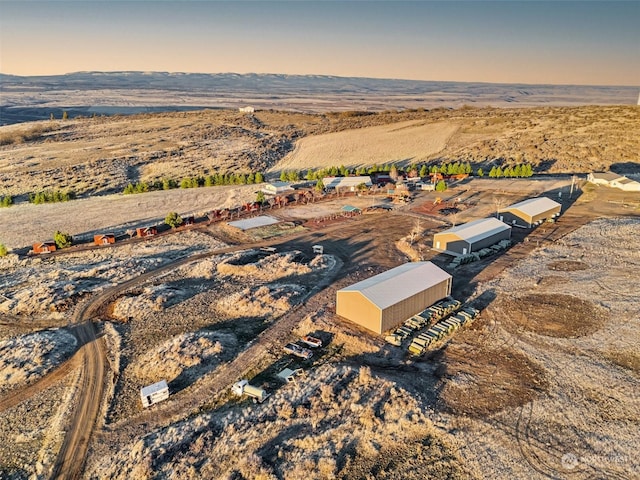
xmin=227 ymin=215 xmax=279 ymax=231
xmin=501 ymin=197 xmax=561 ymax=216
xmin=438 ymin=218 xmax=511 ymax=244
xmin=338 ymin=262 xmax=451 ymax=310
xmin=323 ymin=176 xmax=373 ymax=188
xmin=140 ymin=380 xmax=168 ymax=397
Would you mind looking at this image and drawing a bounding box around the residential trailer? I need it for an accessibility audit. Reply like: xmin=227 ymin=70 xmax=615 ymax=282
xmin=498 ymin=197 xmax=561 ymax=228
xmin=336 ymin=262 xmax=452 ymax=334
xmin=94 ymin=234 xmax=116 ymax=246
xmin=32 ymin=241 xmax=57 ymax=254
xmin=140 ymin=380 xmax=169 ymax=408
xmin=433 ymin=218 xmax=511 ymax=256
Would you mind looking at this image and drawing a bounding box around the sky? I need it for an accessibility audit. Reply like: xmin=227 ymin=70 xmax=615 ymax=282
xmin=0 ymin=1 xmax=638 ymax=86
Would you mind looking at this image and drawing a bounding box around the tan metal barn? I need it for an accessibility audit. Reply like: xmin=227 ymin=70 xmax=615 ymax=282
xmin=336 ymin=262 xmax=452 ymax=334
xmin=498 ymin=197 xmax=561 ymax=228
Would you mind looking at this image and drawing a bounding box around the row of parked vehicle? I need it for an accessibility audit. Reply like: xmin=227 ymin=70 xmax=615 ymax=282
xmin=283 ymin=335 xmax=323 ymax=360
xmin=408 ymin=306 xmax=479 ymax=356
xmin=385 ymin=298 xmax=462 ymax=347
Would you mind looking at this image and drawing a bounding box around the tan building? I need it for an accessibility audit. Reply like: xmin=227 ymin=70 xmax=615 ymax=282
xmin=433 ymin=218 xmax=511 ymax=256
xmin=587 ymin=172 xmax=640 ymax=192
xmin=498 ymin=197 xmax=561 ymax=228
xmin=336 ymin=262 xmax=452 ymax=334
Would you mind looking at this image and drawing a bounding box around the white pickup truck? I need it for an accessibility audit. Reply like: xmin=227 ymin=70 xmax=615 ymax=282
xmin=283 ymin=342 xmax=313 ymax=360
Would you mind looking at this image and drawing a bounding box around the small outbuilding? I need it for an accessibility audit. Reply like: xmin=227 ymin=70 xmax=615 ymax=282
xmin=336 ymin=261 xmax=452 ymax=334
xmin=433 ymin=218 xmax=512 ymax=256
xmin=94 ymin=234 xmax=116 ymax=246
xmin=262 ymin=181 xmax=295 ymax=196
xmin=32 ymin=241 xmax=57 ymax=254
xmin=137 ymin=226 xmax=157 ymax=238
xmin=140 ymin=380 xmax=169 ymax=408
xmin=498 ymin=197 xmax=561 ymax=228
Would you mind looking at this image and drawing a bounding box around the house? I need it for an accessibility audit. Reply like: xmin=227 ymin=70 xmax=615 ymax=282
xmin=32 ymin=241 xmax=57 ymax=254
xmin=322 ymin=176 xmax=373 ymax=191
xmin=140 ymin=380 xmax=169 ymax=408
xmin=498 ymin=197 xmax=561 ymax=228
xmin=93 ymin=234 xmax=116 ymax=246
xmin=262 ymin=181 xmax=295 ymax=196
xmin=239 ymin=106 xmax=255 ymax=113
xmin=433 ymin=218 xmax=512 ymax=256
xmin=587 ymin=172 xmax=640 ymax=192
xmin=336 ymin=262 xmax=452 ymax=334
xmin=136 ymin=226 xmax=157 ymax=238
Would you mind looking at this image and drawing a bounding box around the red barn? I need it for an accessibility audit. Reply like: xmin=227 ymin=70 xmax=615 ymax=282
xmin=33 ymin=241 xmax=57 ymax=254
xmin=136 ymin=226 xmax=157 ymax=238
xmin=94 ymin=234 xmax=116 ymax=246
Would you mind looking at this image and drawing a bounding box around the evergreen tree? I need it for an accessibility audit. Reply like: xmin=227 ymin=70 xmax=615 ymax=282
xmin=489 ymin=166 xmax=497 ymax=178
xmin=476 ymin=168 xmax=484 ymax=177
xmin=247 ymin=172 xmax=255 ymax=184
xmin=315 ymin=179 xmax=325 ymax=191
xmin=0 ymin=243 xmax=7 ymax=257
xmin=495 ymin=167 xmax=504 ymax=178
xmin=464 ymin=162 xmax=472 ymax=174
xmin=514 ymin=164 xmax=522 ymax=177
xmin=54 ymin=230 xmax=73 ymax=249
xmin=255 ymin=172 xmax=264 ymax=183
xmin=123 ymin=183 xmax=135 ymax=194
xmin=164 ymin=212 xmax=183 ymax=228
xmin=256 ymin=191 xmax=265 ymax=204
xmin=419 ymin=165 xmax=428 ymax=177
xmin=435 ymin=180 xmax=447 ymax=192
xmin=280 ymin=170 xmax=288 ymax=182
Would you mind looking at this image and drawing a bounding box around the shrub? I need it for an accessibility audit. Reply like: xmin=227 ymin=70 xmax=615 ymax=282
xmin=0 ymin=244 xmax=8 ymax=257
xmin=165 ymin=212 xmax=183 ymax=228
xmin=54 ymin=231 xmax=73 ymax=249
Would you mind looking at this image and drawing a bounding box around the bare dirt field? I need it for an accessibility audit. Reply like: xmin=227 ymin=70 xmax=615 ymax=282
xmin=271 ymin=120 xmax=459 ymax=171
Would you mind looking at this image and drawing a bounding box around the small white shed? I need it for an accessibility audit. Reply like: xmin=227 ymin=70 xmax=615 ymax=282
xmin=140 ymin=380 xmax=169 ymax=408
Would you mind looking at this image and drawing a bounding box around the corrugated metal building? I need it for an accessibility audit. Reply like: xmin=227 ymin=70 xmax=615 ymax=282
xmin=433 ymin=218 xmax=511 ymax=256
xmin=323 ymin=176 xmax=373 ymax=190
xmin=336 ymin=262 xmax=452 ymax=334
xmin=499 ymin=197 xmax=561 ymax=228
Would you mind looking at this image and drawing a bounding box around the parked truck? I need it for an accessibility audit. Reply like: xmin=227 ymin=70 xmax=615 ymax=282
xmin=231 ymin=379 xmax=269 ymax=403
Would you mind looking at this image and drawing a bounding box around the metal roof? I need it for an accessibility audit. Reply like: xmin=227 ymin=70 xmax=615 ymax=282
xmin=501 ymin=197 xmax=561 ymax=217
xmin=342 ymin=205 xmax=361 ymax=212
xmin=228 ymin=215 xmax=280 ymax=231
xmin=438 ymin=218 xmax=511 ymax=245
xmin=323 ymin=176 xmax=373 ymax=188
xmin=338 ymin=262 xmax=451 ymax=310
xmin=590 ymin=172 xmax=623 ymax=182
xmin=140 ymin=380 xmax=168 ymax=397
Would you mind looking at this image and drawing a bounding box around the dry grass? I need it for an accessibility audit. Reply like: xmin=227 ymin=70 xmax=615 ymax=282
xmin=272 ymin=120 xmax=458 ymax=171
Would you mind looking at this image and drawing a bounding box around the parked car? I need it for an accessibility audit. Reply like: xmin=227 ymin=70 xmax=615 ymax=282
xmin=300 ymin=335 xmax=322 ymax=348
xmin=283 ymin=343 xmax=313 ymax=360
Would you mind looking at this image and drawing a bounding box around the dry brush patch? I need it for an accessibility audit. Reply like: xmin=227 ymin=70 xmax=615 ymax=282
xmin=89 ymin=364 xmax=476 ymax=480
xmin=0 ymin=329 xmax=77 ymax=393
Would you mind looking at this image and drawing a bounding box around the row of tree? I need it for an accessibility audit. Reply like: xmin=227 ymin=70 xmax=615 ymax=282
xmin=279 ymin=161 xmax=534 ymax=183
xmin=0 ymin=195 xmax=13 ymax=207
xmin=123 ymin=171 xmax=265 ymax=195
xmin=29 ymin=190 xmax=76 ymax=204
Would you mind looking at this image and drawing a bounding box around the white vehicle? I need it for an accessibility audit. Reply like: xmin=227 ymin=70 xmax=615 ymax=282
xmin=283 ymin=343 xmax=313 ymax=360
xmin=231 ymin=380 xmax=269 ymax=403
xmin=300 ymin=335 xmax=322 ymax=348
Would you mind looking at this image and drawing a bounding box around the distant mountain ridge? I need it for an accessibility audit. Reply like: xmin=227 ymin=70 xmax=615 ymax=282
xmin=1 ymin=71 xmax=637 ymax=125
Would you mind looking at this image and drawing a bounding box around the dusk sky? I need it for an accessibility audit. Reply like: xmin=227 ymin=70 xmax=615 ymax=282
xmin=1 ymin=1 xmax=638 ymax=86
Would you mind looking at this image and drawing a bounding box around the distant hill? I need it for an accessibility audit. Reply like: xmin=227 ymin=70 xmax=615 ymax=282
xmin=0 ymin=72 xmax=637 ymax=125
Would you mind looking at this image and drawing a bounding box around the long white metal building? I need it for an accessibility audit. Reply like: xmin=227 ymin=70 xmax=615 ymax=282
xmin=433 ymin=218 xmax=512 ymax=256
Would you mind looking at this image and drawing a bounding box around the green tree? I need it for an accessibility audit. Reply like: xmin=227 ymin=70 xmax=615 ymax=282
xmin=165 ymin=212 xmax=183 ymax=228
xmin=180 ymin=178 xmax=192 ymax=189
xmin=0 ymin=195 xmax=13 ymax=207
xmin=419 ymin=165 xmax=428 ymax=177
xmin=54 ymin=231 xmax=73 ymax=249
xmin=256 ymin=191 xmax=266 ymax=204
xmin=280 ymin=170 xmax=288 ymax=182
xmin=476 ymin=168 xmax=484 ymax=177
xmin=488 ymin=166 xmax=497 ymax=178
xmin=247 ymin=172 xmax=255 ymax=184
xmin=495 ymin=166 xmax=504 ymax=178
xmin=464 ymin=162 xmax=473 ymax=174
xmin=514 ymin=164 xmax=522 ymax=177
xmin=435 ymin=180 xmax=447 ymax=192
xmin=315 ymin=179 xmax=325 ymax=191
xmin=0 ymin=243 xmax=7 ymax=257
xmin=254 ymin=172 xmax=264 ymax=183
